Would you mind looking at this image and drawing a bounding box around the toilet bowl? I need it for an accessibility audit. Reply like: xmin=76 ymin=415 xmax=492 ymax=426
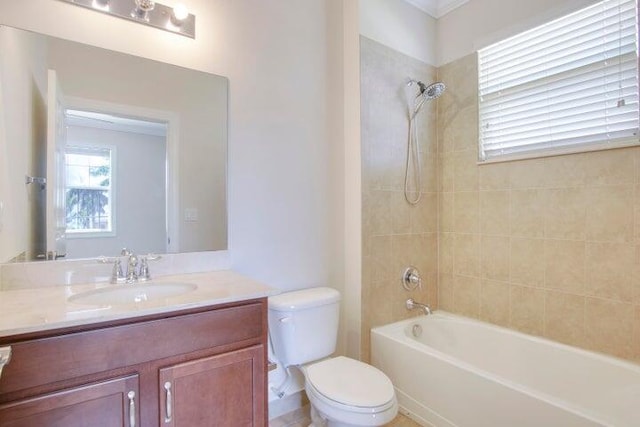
xmin=268 ymin=287 xmax=398 ymax=427
xmin=303 ymin=356 xmax=398 ymax=427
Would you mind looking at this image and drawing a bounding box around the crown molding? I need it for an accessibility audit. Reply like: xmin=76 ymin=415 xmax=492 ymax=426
xmin=403 ymin=0 xmax=469 ymax=18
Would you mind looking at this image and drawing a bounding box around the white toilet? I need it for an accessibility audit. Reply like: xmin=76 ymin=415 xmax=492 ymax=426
xmin=269 ymin=287 xmax=398 ymax=427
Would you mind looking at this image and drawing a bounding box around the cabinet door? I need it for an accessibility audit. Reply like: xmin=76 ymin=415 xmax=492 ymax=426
xmin=0 ymin=375 xmax=139 ymax=427
xmin=159 ymin=345 xmax=265 ymax=427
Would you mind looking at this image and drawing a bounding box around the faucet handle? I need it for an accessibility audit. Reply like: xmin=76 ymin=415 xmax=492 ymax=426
xmin=138 ymin=258 xmax=151 ymax=282
xmin=121 ymin=248 xmax=133 ymax=256
xmin=111 ymin=259 xmax=126 ymax=284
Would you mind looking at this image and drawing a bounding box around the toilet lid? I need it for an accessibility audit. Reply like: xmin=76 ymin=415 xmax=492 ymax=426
xmin=305 ymin=356 xmax=395 ymax=408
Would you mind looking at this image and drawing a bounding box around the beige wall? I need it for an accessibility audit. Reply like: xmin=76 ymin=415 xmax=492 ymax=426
xmin=360 ymin=36 xmax=438 ymax=361
xmin=438 ymin=53 xmax=640 ymax=363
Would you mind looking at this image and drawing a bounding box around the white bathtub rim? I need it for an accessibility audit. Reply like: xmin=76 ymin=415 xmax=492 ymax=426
xmin=372 ymin=310 xmax=640 ymax=374
xmin=371 ymin=311 xmax=638 ymax=426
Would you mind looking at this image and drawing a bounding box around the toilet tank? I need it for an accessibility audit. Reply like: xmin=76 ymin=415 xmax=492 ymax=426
xmin=268 ymin=287 xmax=340 ymax=367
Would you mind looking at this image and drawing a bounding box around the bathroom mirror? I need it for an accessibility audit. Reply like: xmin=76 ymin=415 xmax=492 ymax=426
xmin=0 ymin=25 xmax=228 ymax=263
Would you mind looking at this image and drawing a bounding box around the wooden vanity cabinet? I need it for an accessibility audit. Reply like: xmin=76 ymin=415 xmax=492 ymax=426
xmin=0 ymin=375 xmax=139 ymax=427
xmin=0 ymin=299 xmax=268 ymax=427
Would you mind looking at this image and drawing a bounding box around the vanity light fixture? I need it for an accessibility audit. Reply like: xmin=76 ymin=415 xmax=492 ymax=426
xmin=58 ymin=0 xmax=196 ymax=38
xmin=92 ymin=0 xmax=110 ymax=11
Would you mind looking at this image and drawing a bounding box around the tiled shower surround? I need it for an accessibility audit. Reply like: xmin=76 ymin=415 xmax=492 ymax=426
xmin=361 ymin=37 xmax=439 ymax=361
xmin=361 ymin=40 xmax=640 ymax=363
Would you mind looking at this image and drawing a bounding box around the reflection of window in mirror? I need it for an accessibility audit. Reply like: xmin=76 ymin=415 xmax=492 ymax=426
xmin=64 ymin=145 xmax=115 ymax=237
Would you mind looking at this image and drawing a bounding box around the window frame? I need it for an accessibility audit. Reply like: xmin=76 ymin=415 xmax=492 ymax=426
xmin=477 ymin=0 xmax=640 ymax=164
xmin=64 ymin=144 xmax=117 ymax=239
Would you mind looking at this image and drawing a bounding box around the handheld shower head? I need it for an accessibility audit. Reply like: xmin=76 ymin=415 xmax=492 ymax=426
xmin=407 ymin=79 xmax=446 ymax=118
xmin=423 ymin=82 xmax=446 ymax=100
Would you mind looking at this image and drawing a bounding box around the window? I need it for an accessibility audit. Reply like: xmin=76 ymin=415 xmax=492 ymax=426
xmin=65 ymin=145 xmax=115 ymax=235
xmin=478 ymin=0 xmax=639 ymax=162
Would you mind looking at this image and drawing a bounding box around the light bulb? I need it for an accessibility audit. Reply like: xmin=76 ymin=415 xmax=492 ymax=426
xmin=172 ymin=4 xmax=189 ymax=22
xmin=92 ymin=0 xmax=110 ymax=11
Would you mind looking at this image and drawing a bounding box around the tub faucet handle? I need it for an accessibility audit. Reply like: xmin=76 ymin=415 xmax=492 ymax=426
xmin=402 ymin=267 xmax=422 ymax=291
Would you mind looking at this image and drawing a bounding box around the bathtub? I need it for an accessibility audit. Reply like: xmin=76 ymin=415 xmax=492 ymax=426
xmin=371 ymin=311 xmax=640 ymax=427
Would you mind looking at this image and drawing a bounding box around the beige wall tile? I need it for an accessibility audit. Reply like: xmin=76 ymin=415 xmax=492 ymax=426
xmin=480 ymin=279 xmax=510 ymax=327
xmin=440 ymin=155 xmax=454 ymax=192
xmin=481 ymin=235 xmax=510 ymax=281
xmin=414 ymin=233 xmax=438 ymax=279
xmin=430 ymin=53 xmax=639 ymax=363
xmin=438 ymin=53 xmax=478 ymax=110
xmin=544 ymin=188 xmax=586 ymax=240
xmin=510 ymin=238 xmax=545 ymax=287
xmin=635 ymin=185 xmax=640 ymax=244
xmin=453 ymin=105 xmax=479 ymax=152
xmin=390 ymin=191 xmax=411 ymax=234
xmin=543 ymin=153 xmax=588 ymax=188
xmin=636 ymin=148 xmax=640 ymax=184
xmin=441 ymin=110 xmax=469 ymax=154
xmin=454 ymin=150 xmax=479 ymax=191
xmin=440 ymin=232 xmax=454 ymax=274
xmin=411 ymin=192 xmax=437 ymax=233
xmin=389 ymin=146 xmax=406 ymax=191
xmin=510 ymin=189 xmax=545 ymax=238
xmin=369 ymin=235 xmax=394 ymax=284
xmin=454 ymin=233 xmax=480 ymax=277
xmin=634 ymin=246 xmax=640 ymax=305
xmin=585 ymin=297 xmax=634 ymax=359
xmin=439 ymin=192 xmax=454 ymax=232
xmin=633 ymin=306 xmax=640 ymax=362
xmin=510 ymin=285 xmax=545 ymax=336
xmin=454 ymin=191 xmax=479 ymax=233
xmin=453 ymin=274 xmax=480 ymax=318
xmin=367 ymin=190 xmax=392 ymax=235
xmin=479 ymin=162 xmax=510 ymax=190
xmin=544 ymin=240 xmax=585 ymax=293
xmin=392 ymin=234 xmax=415 ymax=284
xmin=583 ymin=148 xmax=635 ymax=186
xmin=480 ymin=190 xmax=510 ymax=236
xmin=585 ymin=242 xmax=634 ymax=302
xmin=365 ymin=280 xmax=395 ymax=328
xmin=421 ymin=154 xmax=438 ymax=193
xmin=544 ymin=290 xmax=585 ymax=347
xmin=585 ymin=185 xmax=633 ymax=243
xmin=438 ymin=273 xmax=454 ymax=311
xmin=509 ymin=158 xmax=546 ymax=189
xmin=362 ymin=255 xmax=372 ymax=291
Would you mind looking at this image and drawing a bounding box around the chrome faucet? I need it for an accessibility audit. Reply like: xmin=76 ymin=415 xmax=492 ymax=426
xmin=406 ymin=298 xmax=432 ymax=315
xmin=125 ymin=252 xmax=139 ymax=283
xmin=108 ymin=249 xmax=160 ymax=284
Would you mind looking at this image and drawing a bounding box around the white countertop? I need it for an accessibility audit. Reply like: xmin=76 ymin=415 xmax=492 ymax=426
xmin=0 ymin=270 xmax=279 ymax=338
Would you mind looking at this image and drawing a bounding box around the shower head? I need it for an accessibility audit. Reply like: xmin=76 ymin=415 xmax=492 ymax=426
xmin=422 ymin=82 xmax=446 ymax=100
xmin=407 ymin=79 xmax=446 ymax=118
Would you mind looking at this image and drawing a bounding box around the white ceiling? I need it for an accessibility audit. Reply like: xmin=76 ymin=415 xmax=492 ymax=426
xmin=403 ymin=0 xmax=469 ymax=18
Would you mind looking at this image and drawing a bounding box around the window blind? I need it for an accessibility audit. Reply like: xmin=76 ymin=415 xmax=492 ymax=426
xmin=478 ymin=0 xmax=639 ymax=161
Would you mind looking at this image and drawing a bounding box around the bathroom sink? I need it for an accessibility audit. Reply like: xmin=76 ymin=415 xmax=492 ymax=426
xmin=68 ymin=282 xmax=197 ymax=306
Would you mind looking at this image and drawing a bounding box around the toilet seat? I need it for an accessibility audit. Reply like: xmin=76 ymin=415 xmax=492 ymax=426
xmin=304 ymin=356 xmax=396 ymax=411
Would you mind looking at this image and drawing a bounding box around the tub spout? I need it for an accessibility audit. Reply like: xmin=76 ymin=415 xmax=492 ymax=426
xmin=406 ymin=298 xmax=432 ymax=315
